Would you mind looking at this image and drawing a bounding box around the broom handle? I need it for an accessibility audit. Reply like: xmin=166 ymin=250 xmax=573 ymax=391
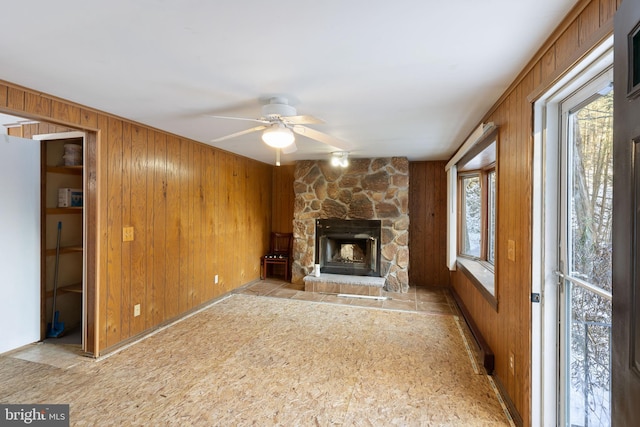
xmin=50 ymin=221 xmax=62 ymax=327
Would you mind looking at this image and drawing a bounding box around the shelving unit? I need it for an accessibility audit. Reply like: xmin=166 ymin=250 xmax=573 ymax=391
xmin=41 ymin=137 xmax=84 ymax=341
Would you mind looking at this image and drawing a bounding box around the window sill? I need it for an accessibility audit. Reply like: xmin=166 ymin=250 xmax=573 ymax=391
xmin=456 ymin=257 xmax=498 ymax=311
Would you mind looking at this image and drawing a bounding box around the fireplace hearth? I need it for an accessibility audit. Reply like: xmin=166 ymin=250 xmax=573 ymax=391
xmin=316 ymin=219 xmax=381 ymax=276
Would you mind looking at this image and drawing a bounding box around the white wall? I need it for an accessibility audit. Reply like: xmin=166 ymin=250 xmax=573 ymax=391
xmin=0 ymin=134 xmax=40 ymax=354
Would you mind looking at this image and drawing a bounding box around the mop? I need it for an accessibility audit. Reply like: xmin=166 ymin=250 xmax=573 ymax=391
xmin=47 ymin=221 xmax=65 ymax=338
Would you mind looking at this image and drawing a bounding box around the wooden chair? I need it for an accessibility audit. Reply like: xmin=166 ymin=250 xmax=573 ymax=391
xmin=261 ymin=232 xmax=293 ymax=281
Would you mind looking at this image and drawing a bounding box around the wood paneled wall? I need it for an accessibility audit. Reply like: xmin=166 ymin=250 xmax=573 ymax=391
xmin=0 ymin=82 xmax=273 ymax=356
xmin=271 ymin=164 xmax=295 ymax=233
xmin=408 ymin=161 xmax=449 ymax=287
xmin=450 ymin=0 xmax=620 ymax=425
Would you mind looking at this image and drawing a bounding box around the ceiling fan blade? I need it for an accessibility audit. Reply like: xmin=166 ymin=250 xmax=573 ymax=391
xmin=281 ymin=115 xmax=324 ymax=125
xmin=207 ymin=115 xmax=270 ymax=125
xmin=292 ymin=125 xmax=351 ymax=150
xmin=282 ymin=141 xmax=298 ymax=154
xmin=210 ymin=125 xmax=267 ymax=142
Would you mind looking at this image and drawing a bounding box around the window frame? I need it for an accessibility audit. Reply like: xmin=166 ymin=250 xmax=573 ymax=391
xmin=458 ymin=172 xmax=482 ymax=259
xmin=455 ymin=128 xmax=498 ymax=308
xmin=457 ymin=163 xmax=496 ymax=271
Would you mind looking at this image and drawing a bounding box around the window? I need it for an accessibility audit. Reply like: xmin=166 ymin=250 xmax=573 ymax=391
xmin=458 ymin=154 xmax=496 ymax=268
xmin=453 ymin=128 xmax=498 ymax=305
xmin=460 ymin=174 xmax=481 ymax=258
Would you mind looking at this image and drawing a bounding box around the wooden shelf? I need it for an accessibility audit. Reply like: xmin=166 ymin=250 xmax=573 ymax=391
xmin=45 ymin=246 xmax=83 ymax=256
xmin=47 ymin=165 xmax=82 ymax=175
xmin=45 ymin=282 xmax=83 ymax=298
xmin=46 ymin=207 xmax=82 ymax=215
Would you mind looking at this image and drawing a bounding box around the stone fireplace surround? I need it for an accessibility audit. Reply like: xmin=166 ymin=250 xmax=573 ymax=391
xmin=292 ymin=157 xmax=409 ymax=292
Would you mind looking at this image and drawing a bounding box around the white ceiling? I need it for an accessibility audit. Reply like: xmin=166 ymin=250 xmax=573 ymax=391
xmin=0 ymin=0 xmax=578 ymax=165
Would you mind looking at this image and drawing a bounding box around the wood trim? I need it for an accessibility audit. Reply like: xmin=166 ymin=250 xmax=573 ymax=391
xmin=493 ymin=375 xmax=524 ymax=427
xmin=450 ymin=286 xmax=495 ymax=374
xmin=85 ymin=131 xmax=98 ymax=355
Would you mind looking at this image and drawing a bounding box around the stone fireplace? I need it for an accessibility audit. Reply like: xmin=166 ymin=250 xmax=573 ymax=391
xmin=292 ymin=157 xmax=409 ymax=292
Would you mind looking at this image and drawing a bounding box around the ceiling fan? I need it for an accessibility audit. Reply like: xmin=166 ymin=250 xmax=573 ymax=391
xmin=208 ymin=96 xmax=350 ymax=158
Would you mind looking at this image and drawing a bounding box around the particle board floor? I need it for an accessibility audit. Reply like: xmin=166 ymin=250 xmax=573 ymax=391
xmin=1 ymin=282 xmax=514 ymax=426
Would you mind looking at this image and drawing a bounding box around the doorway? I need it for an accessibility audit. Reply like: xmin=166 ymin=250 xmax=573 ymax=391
xmin=34 ymin=131 xmax=87 ymax=350
xmin=532 ymin=38 xmax=613 ymax=426
xmin=2 ymin=116 xmax=97 ymax=357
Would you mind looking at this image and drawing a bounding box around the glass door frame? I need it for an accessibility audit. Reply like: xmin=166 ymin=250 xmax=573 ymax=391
xmin=531 ymin=38 xmax=613 ymax=427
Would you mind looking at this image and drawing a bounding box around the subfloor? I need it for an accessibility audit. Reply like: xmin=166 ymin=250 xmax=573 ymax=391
xmin=1 ymin=280 xmax=515 ymax=426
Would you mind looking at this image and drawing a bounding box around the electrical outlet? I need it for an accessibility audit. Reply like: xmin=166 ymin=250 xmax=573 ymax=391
xmin=123 ymin=226 xmax=134 ymax=242
xmin=134 ymin=304 xmax=141 ymax=317
xmin=214 ymin=275 xmax=219 ymax=284
xmin=509 ymin=351 xmax=515 ymax=375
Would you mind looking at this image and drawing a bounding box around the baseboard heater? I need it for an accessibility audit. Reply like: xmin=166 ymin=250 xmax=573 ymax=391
xmin=450 ymin=288 xmax=495 ymax=374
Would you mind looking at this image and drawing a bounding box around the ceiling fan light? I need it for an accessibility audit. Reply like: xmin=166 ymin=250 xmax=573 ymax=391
xmin=331 ymin=151 xmax=349 ymax=168
xmin=262 ymin=124 xmax=295 ymax=148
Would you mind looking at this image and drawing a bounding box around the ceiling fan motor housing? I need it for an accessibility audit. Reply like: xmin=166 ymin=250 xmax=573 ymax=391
xmin=262 ymin=98 xmax=297 ymax=119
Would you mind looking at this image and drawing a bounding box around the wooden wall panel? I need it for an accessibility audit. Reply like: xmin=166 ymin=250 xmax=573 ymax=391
xmin=129 ymin=125 xmax=147 ymax=336
xmin=203 ymin=146 xmax=216 ymax=301
xmin=165 ymin=135 xmax=181 ymax=319
xmin=580 ymin=0 xmax=600 ymax=45
xmin=192 ymin=143 xmax=204 ymax=304
xmin=238 ymin=157 xmax=249 ymax=285
xmin=106 ymin=117 xmax=123 ymax=348
xmin=600 ymin=0 xmax=616 ymax=26
xmin=178 ymin=138 xmax=190 ymax=313
xmin=408 ymin=161 xmax=449 ymax=287
xmin=232 ymin=156 xmax=243 ymax=288
xmin=80 ymin=108 xmax=98 ymax=130
xmin=556 ymin=21 xmax=580 ymax=62
xmin=213 ymin=148 xmax=222 ymax=295
xmin=24 ymin=92 xmax=51 ymax=117
xmin=271 ymin=165 xmax=294 ymax=233
xmin=0 ymin=84 xmax=7 ymax=107
xmin=152 ymin=132 xmax=167 ymax=325
xmin=7 ymin=87 xmax=24 ymax=111
xmin=450 ymin=0 xmax=619 ymax=424
xmin=120 ymin=122 xmax=132 ymax=340
xmin=51 ymin=100 xmax=80 ymax=125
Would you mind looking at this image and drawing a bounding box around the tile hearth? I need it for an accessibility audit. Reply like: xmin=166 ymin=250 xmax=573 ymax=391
xmin=303 ymin=273 xmax=386 ymax=297
xmin=240 ymin=278 xmax=456 ymax=314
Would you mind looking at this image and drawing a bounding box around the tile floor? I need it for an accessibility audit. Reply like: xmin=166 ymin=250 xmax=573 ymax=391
xmin=235 ymin=278 xmax=458 ymax=316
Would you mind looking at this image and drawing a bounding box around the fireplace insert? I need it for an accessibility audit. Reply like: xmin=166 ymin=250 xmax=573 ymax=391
xmin=315 ymin=219 xmax=381 ymax=276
